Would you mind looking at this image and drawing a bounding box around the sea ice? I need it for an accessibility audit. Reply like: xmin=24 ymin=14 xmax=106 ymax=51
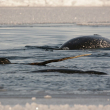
xmin=0 ymin=7 xmax=110 ymax=25
xmin=0 ymin=103 xmax=110 ymax=110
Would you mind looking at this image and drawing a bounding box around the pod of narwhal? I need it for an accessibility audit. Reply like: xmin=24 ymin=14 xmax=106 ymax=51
xmin=0 ymin=34 xmax=109 ymax=75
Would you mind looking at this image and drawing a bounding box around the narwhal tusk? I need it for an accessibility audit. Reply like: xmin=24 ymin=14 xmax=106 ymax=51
xmin=0 ymin=54 xmax=91 ymax=65
xmin=29 ymin=53 xmax=92 ymax=65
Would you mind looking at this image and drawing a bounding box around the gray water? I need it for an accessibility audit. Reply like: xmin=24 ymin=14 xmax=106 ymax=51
xmin=0 ymin=24 xmax=110 ymax=97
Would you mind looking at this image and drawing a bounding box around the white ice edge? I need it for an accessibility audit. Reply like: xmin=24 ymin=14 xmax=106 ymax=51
xmin=0 ymin=95 xmax=110 ymax=110
xmin=0 ymin=103 xmax=110 ymax=110
xmin=0 ymin=0 xmax=110 ymax=7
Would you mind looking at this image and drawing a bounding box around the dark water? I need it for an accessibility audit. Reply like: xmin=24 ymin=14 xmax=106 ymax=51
xmin=0 ymin=24 xmax=110 ymax=97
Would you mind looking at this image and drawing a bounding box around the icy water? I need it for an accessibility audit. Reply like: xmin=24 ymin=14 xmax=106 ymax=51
xmin=0 ymin=24 xmax=110 ymax=97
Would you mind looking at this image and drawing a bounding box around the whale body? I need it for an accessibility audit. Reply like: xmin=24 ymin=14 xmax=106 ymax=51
xmin=35 ymin=69 xmax=107 ymax=75
xmin=60 ymin=34 xmax=110 ymax=50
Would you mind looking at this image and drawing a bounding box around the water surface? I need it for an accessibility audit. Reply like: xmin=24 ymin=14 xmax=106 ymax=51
xmin=0 ymin=24 xmax=110 ymax=97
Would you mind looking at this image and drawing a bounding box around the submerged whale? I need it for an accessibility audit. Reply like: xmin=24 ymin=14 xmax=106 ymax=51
xmin=59 ymin=34 xmax=110 ymax=50
xmin=35 ymin=69 xmax=107 ymax=75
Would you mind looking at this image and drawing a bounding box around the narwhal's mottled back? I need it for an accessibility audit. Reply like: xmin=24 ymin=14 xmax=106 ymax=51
xmin=60 ymin=34 xmax=110 ymax=50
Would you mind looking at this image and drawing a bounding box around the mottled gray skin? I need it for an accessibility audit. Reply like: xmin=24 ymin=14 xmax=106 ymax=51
xmin=60 ymin=34 xmax=110 ymax=50
xmin=0 ymin=58 xmax=11 ymax=64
